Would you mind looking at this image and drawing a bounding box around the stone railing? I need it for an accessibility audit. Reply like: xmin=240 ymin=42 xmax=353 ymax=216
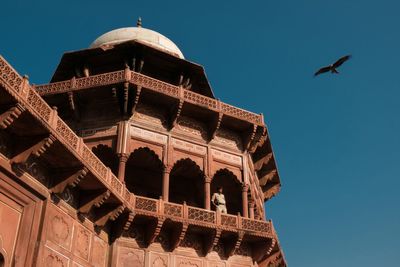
xmin=34 ymin=69 xmax=263 ymax=125
xmin=0 ymin=56 xmax=129 ymax=207
xmin=133 ymin=196 xmax=273 ymax=237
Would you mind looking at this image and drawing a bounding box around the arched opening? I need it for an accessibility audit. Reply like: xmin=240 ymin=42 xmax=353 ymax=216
xmin=92 ymin=144 xmax=119 ymax=176
xmin=211 ymin=169 xmax=242 ymax=215
xmin=125 ymin=147 xmax=163 ymax=199
xmin=169 ymin=158 xmax=204 ymax=208
xmin=0 ymin=253 xmax=4 ymax=267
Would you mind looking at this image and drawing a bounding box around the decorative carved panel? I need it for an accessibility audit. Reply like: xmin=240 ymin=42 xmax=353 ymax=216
xmin=175 ymin=256 xmax=203 ymax=267
xmin=172 ymin=150 xmax=204 ymax=170
xmin=46 ymin=206 xmax=73 ymax=251
xmin=130 ymin=125 xmax=168 ymax=144
xmin=206 ymin=261 xmax=225 ymax=267
xmin=80 ymin=125 xmax=117 ymax=138
xmin=149 ymin=252 xmax=169 ymax=267
xmin=117 ymin=247 xmax=144 ymax=267
xmin=172 ymin=138 xmax=207 ymax=155
xmin=72 ymin=225 xmax=91 ymax=261
xmin=175 ymin=116 xmax=208 ymax=140
xmin=133 ymin=103 xmax=167 ymax=128
xmin=0 ymin=193 xmax=22 ymax=263
xmin=90 ymin=236 xmax=108 ymax=267
xmin=213 ymin=128 xmax=243 ymax=151
xmin=130 ymin=139 xmax=164 ymax=160
xmin=43 ymin=246 xmax=69 ymax=267
xmin=211 ymin=149 xmax=242 ymax=167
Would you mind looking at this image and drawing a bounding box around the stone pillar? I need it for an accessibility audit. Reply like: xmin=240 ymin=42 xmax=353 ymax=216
xmin=117 ymin=153 xmax=129 ymax=183
xmin=162 ymin=166 xmax=171 ymax=201
xmin=242 ymin=184 xmax=249 ymax=218
xmin=204 ymin=176 xmax=211 ymax=210
xmin=249 ymin=199 xmax=255 ymax=219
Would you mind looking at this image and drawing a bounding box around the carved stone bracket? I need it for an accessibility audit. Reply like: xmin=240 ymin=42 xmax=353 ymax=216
xmin=249 ymin=126 xmax=267 ymax=153
xmin=10 ymin=134 xmax=56 ymax=164
xmin=123 ymin=82 xmax=129 ymax=115
xmin=170 ymin=222 xmax=189 ymax=251
xmin=243 ymin=124 xmax=257 ymax=151
xmin=78 ymin=189 xmax=111 ymax=214
xmin=205 ymin=228 xmax=221 ymax=254
xmin=208 ymin=112 xmax=223 ymax=141
xmin=226 ymin=231 xmax=244 ymax=257
xmin=0 ymin=104 xmax=25 ymax=129
xmin=169 ymin=99 xmax=184 ymax=130
xmin=51 ymin=167 xmax=88 ymax=194
xmin=253 ymin=238 xmax=276 ymax=263
xmin=94 ymin=204 xmax=125 ymax=227
xmin=146 ymin=217 xmax=165 ymax=246
xmin=259 ymin=169 xmax=277 ymax=186
xmin=110 ymin=210 xmax=135 ymax=242
xmin=123 ymin=211 xmax=136 ymax=232
xmin=130 ymin=85 xmax=142 ymax=114
xmin=254 ymin=152 xmax=273 ymax=172
xmin=67 ymin=91 xmax=80 ymax=120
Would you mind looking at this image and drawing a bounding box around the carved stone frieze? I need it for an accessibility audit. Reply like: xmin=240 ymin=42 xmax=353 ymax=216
xmin=214 ymin=128 xmax=243 ymax=151
xmin=175 ymin=256 xmax=202 ymax=267
xmin=130 ymin=125 xmax=167 ymax=144
xmin=80 ymin=125 xmax=117 ymax=138
xmin=172 ymin=138 xmax=207 ymax=155
xmin=175 ymin=116 xmax=208 ymax=140
xmin=133 ymin=103 xmax=167 ymax=128
xmin=211 ymin=149 xmax=242 ymax=167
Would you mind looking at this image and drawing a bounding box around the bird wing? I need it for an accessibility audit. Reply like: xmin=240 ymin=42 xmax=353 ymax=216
xmin=333 ymin=55 xmax=351 ymax=68
xmin=314 ymin=66 xmax=332 ymax=76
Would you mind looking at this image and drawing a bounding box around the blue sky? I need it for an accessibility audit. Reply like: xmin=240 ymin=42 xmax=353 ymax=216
xmin=2 ymin=0 xmax=400 ymax=266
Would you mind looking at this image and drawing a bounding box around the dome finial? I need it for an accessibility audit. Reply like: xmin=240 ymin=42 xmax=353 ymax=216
xmin=137 ymin=17 xmax=142 ymax=28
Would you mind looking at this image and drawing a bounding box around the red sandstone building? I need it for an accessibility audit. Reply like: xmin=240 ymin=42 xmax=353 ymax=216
xmin=0 ymin=21 xmax=286 ymax=267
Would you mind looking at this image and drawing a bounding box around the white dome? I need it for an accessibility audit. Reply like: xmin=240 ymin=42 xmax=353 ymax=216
xmin=90 ymin=27 xmax=184 ymax=59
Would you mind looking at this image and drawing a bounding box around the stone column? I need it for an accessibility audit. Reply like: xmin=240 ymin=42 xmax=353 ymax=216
xmin=117 ymin=153 xmax=129 ymax=183
xmin=242 ymin=184 xmax=249 ymax=218
xmin=249 ymin=199 xmax=255 ymax=219
xmin=204 ymin=176 xmax=211 ymax=210
xmin=162 ymin=166 xmax=171 ymax=202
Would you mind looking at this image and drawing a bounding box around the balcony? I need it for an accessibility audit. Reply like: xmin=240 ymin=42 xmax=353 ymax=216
xmin=134 ymin=195 xmax=272 ymax=237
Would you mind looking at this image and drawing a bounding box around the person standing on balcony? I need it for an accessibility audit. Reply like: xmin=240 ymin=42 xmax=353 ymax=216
xmin=211 ymin=186 xmax=227 ymax=214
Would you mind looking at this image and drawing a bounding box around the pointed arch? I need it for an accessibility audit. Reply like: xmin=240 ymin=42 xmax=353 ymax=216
xmin=169 ymin=158 xmax=204 ymax=208
xmin=0 ymin=236 xmax=7 ymax=267
xmin=211 ymin=168 xmax=242 ymax=215
xmin=92 ymin=144 xmax=119 ymax=176
xmin=125 ymin=147 xmax=164 ymax=199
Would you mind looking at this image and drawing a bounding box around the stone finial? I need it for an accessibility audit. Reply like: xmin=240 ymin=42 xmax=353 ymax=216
xmin=137 ymin=17 xmax=142 ymax=28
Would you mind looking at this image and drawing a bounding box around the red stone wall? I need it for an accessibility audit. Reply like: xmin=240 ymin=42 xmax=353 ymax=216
xmin=110 ymin=237 xmax=255 ymax=267
xmin=36 ymin=201 xmax=109 ymax=267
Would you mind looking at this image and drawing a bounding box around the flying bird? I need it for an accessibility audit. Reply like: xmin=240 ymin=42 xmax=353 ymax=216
xmin=314 ymin=55 xmax=352 ymax=76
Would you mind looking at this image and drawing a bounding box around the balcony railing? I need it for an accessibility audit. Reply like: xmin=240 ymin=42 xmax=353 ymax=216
xmin=133 ymin=195 xmax=273 ymax=237
xmin=34 ymin=70 xmax=264 ymax=125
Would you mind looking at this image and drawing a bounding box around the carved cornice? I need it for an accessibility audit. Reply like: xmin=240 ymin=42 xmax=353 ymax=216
xmin=34 ymin=70 xmax=263 ymax=125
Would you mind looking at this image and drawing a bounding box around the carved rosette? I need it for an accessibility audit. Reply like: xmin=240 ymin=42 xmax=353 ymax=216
xmin=49 ymin=215 xmax=70 ymax=247
xmin=73 ymin=227 xmax=91 ymax=260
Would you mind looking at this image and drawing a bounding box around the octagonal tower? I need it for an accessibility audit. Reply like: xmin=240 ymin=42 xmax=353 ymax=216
xmin=0 ymin=19 xmax=286 ymax=267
